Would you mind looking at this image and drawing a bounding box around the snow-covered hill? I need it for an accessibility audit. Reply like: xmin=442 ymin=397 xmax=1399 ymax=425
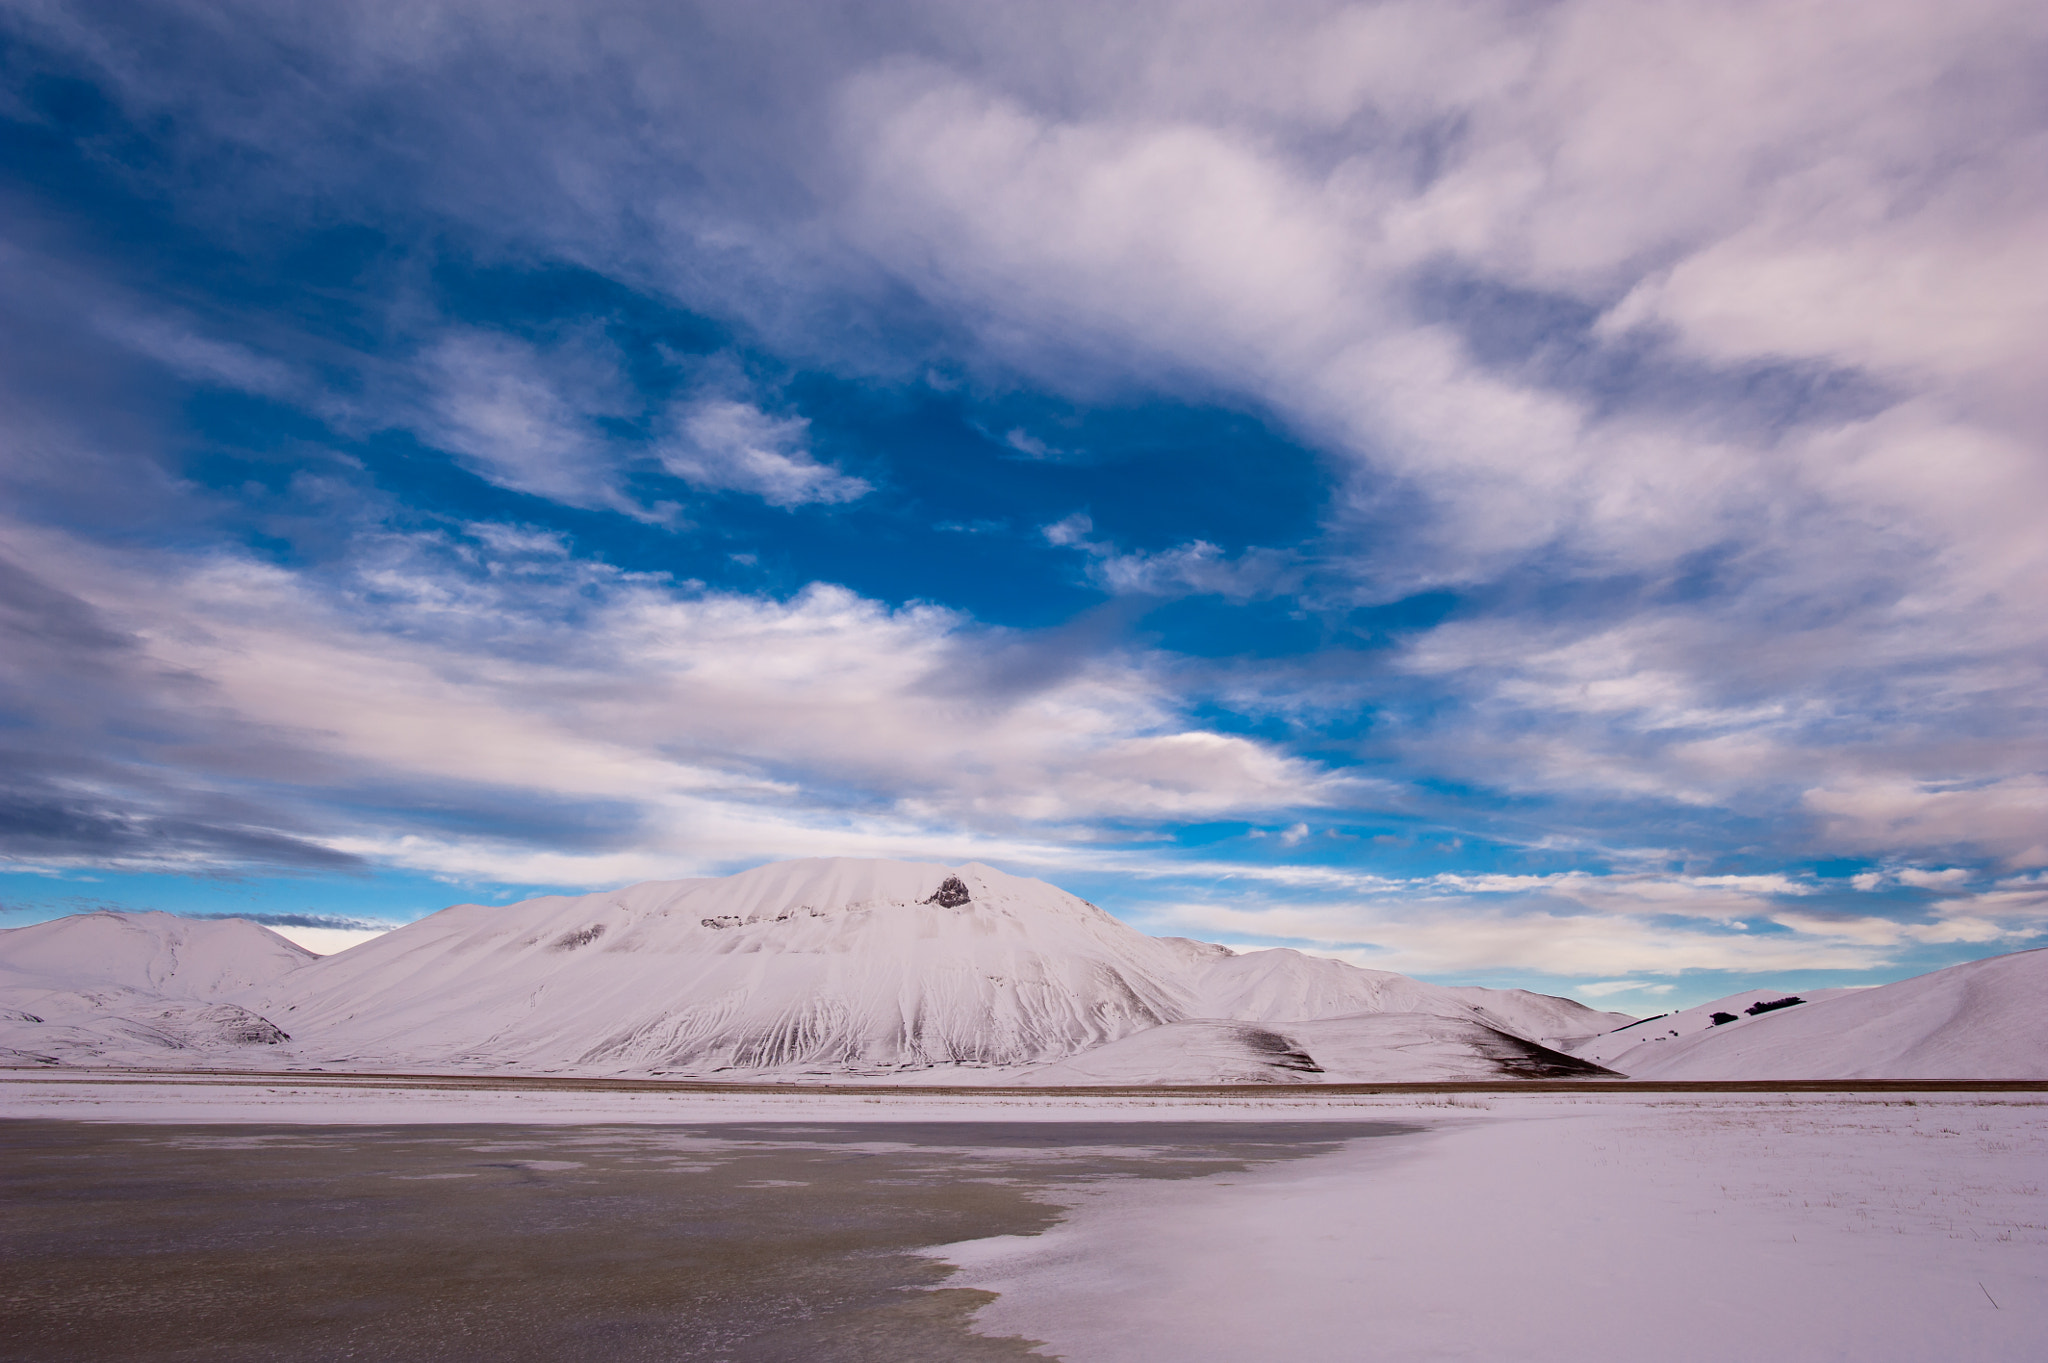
xmin=0 ymin=911 xmax=310 ymax=1066
xmin=0 ymin=910 xmax=314 ymax=997
xmin=252 ymin=859 xmax=1193 ymax=1074
xmin=12 ymin=873 xmax=2042 ymax=1081
xmin=0 ymin=861 xmax=1631 ymax=1079
xmin=1565 ymin=987 xmax=1866 ymax=1069
xmin=1189 ymin=947 xmax=1626 ymax=1048
xmin=1602 ymin=948 xmax=2048 ymax=1080
xmin=240 ymin=857 xmax=1627 ymax=1078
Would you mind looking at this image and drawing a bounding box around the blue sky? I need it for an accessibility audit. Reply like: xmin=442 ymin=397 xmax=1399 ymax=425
xmin=4 ymin=2 xmax=2046 ymax=1011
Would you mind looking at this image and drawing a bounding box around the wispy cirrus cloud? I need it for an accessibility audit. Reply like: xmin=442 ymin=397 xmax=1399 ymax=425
xmin=411 ymin=328 xmax=645 ymax=514
xmin=1043 ymin=514 xmax=1298 ymax=600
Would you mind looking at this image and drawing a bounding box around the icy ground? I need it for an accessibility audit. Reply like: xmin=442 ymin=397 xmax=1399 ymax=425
xmin=4 ymin=1075 xmax=2041 ymax=1360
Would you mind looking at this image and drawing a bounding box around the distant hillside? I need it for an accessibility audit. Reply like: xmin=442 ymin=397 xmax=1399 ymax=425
xmin=1601 ymin=948 xmax=2048 ymax=1080
xmin=0 ymin=911 xmax=311 ymax=1066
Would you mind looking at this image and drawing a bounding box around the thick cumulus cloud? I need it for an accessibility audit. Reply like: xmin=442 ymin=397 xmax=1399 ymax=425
xmin=3 ymin=1 xmax=2046 ymax=988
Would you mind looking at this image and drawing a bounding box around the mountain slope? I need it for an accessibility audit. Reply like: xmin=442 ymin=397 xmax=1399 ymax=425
xmin=1565 ymin=987 xmax=1865 ymax=1069
xmin=3 ymin=861 xmax=1637 ymax=1079
xmin=1019 ymin=1013 xmax=1618 ymax=1085
xmin=255 ymin=859 xmax=1200 ymax=1074
xmin=1188 ymin=947 xmax=1629 ymax=1045
xmin=1606 ymin=949 xmax=2048 ymax=1079
xmin=0 ymin=911 xmax=309 ymax=1066
xmin=252 ymin=857 xmax=1632 ymax=1077
xmin=0 ymin=910 xmax=314 ymax=998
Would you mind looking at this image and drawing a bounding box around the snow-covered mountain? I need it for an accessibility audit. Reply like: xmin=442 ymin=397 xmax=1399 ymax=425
xmin=31 ymin=867 xmax=2043 ymax=1083
xmin=253 ymin=859 xmax=1194 ymax=1074
xmin=0 ymin=911 xmax=312 ymax=1066
xmin=245 ymin=858 xmax=1629 ymax=1079
xmin=1565 ymin=986 xmax=1867 ymax=1069
xmin=0 ymin=909 xmax=314 ymax=997
xmin=1598 ymin=948 xmax=2048 ymax=1080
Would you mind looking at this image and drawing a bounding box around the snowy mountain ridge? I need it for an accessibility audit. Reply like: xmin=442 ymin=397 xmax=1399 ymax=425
xmin=0 ymin=859 xmax=1626 ymax=1080
xmin=6 ymin=859 xmax=2044 ymax=1082
xmin=237 ymin=858 xmax=1628 ymax=1079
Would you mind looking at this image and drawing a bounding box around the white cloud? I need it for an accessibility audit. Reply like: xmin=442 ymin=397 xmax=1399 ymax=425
xmin=1158 ymin=898 xmax=1890 ymax=977
xmin=1126 ymin=859 xmax=2048 ymax=978
xmin=659 ymin=398 xmax=870 ymax=507
xmin=413 ymin=341 xmax=871 ymax=514
xmin=819 ymin=2 xmax=2048 ymax=842
xmin=95 ymin=311 xmax=299 ymax=397
xmin=1426 ymin=870 xmax=1815 ymax=922
xmin=1042 ymin=514 xmax=1296 ymax=600
xmin=1805 ymin=776 xmax=2048 ymax=868
xmin=6 ymin=517 xmax=1352 ymax=881
xmin=1576 ymin=980 xmax=1674 ymax=1000
xmin=266 ymin=924 xmax=389 ymax=955
xmin=413 ymin=329 xmax=641 ymax=513
xmin=1003 ymin=427 xmax=1054 ymax=458
xmin=1895 ymin=867 xmax=1972 ymax=890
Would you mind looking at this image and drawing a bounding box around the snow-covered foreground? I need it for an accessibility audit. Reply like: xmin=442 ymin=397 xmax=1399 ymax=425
xmin=4 ymin=1075 xmax=2041 ymax=1360
xmin=936 ymin=1093 xmax=2047 ymax=1362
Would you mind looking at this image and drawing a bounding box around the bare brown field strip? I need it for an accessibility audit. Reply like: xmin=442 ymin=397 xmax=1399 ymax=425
xmin=5 ymin=1067 xmax=2046 ymax=1096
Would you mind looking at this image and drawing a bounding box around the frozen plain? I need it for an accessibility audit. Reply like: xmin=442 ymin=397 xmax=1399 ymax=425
xmin=6 ymin=1075 xmax=2043 ymax=1361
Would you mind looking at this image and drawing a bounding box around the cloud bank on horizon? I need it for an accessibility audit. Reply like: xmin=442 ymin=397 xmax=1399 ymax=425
xmin=2 ymin=0 xmax=2045 ymax=1006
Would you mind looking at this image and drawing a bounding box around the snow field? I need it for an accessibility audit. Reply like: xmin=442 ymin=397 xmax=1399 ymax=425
xmin=935 ymin=1094 xmax=2048 ymax=1362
